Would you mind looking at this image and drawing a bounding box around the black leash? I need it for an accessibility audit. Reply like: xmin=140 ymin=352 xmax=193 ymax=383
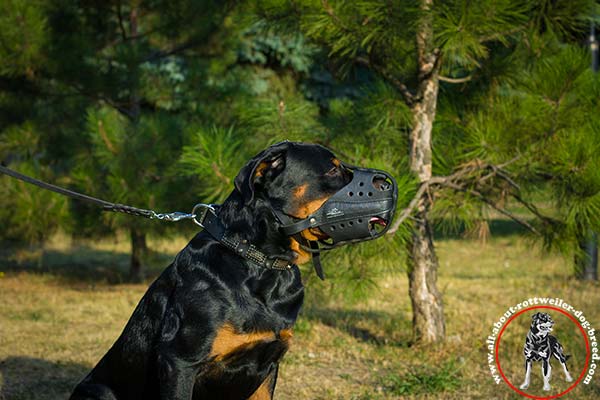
xmin=0 ymin=164 xmax=196 ymax=222
xmin=0 ymin=164 xmax=293 ymax=271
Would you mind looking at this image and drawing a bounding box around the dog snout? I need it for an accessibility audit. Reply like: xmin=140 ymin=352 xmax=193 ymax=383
xmin=372 ymin=176 xmax=391 ymax=191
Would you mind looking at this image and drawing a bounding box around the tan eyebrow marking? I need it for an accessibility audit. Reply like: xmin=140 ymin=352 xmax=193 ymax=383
xmin=293 ymin=183 xmax=308 ymax=200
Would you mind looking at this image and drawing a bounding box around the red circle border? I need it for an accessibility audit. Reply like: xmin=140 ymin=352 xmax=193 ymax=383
xmin=494 ymin=305 xmax=591 ymax=399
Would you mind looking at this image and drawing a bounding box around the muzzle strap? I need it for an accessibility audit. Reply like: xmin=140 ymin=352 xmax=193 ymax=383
xmin=309 ymin=240 xmax=325 ymax=280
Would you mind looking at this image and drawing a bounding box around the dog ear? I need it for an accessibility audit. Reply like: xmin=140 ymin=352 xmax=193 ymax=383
xmin=532 ymin=312 xmax=540 ymax=320
xmin=234 ymin=141 xmax=290 ymax=204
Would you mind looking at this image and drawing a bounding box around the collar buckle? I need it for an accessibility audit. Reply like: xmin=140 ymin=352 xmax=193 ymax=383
xmin=192 ymin=203 xmax=217 ymax=228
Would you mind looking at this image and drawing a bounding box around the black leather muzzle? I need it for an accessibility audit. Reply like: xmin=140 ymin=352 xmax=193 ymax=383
xmin=277 ymin=166 xmax=398 ymax=249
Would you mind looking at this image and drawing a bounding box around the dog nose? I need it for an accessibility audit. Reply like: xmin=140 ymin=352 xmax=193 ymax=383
xmin=373 ymin=176 xmax=391 ymax=191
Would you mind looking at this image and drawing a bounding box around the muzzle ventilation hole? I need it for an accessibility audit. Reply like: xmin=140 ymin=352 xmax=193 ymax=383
xmin=350 ymin=190 xmax=372 ymax=197
xmin=329 ymin=218 xmax=364 ymax=231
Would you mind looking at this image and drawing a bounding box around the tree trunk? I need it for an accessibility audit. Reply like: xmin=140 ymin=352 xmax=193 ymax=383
xmin=126 ymin=6 xmax=145 ymax=284
xmin=408 ymin=211 xmax=445 ymax=342
xmin=575 ymin=232 xmax=598 ymax=281
xmin=407 ymin=82 xmax=445 ymax=343
xmin=128 ymin=6 xmax=141 ymax=120
xmin=406 ymin=0 xmax=445 ymax=343
xmin=129 ymin=227 xmax=147 ymax=282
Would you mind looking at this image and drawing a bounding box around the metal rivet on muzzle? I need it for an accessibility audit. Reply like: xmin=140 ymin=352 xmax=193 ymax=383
xmin=310 ymin=217 xmax=316 ymax=225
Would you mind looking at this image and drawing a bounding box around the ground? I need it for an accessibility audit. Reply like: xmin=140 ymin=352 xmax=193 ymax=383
xmin=1 ymin=231 xmax=599 ymax=399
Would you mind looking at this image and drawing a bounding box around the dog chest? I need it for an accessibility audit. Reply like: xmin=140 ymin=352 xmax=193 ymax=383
xmin=192 ymin=324 xmax=293 ymax=398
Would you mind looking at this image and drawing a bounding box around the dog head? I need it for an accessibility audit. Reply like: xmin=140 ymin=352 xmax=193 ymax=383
xmin=531 ymin=312 xmax=554 ymax=337
xmin=232 ymin=141 xmax=353 ymax=263
xmin=234 ymin=142 xmax=351 ymax=212
xmin=230 ymin=142 xmax=396 ymax=264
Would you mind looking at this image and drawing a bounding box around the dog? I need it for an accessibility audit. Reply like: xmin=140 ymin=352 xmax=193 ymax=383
xmin=70 ymin=141 xmax=395 ymax=399
xmin=519 ymin=312 xmax=573 ymax=391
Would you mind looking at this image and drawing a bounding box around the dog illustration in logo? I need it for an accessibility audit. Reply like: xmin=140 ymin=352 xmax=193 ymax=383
xmin=519 ymin=312 xmax=573 ymax=391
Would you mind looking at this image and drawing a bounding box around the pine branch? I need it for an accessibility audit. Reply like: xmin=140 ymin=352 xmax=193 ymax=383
xmin=386 ymin=175 xmax=447 ymax=235
xmin=319 ymin=0 xmax=420 ymax=106
xmin=97 ymin=120 xmax=118 ymax=155
xmin=478 ymin=26 xmax=526 ymax=44
xmin=386 ymin=155 xmax=538 ymax=236
xmin=321 ymin=0 xmax=350 ymax=32
xmin=386 ymin=182 xmax=428 ymax=234
xmin=477 ymin=155 xmax=522 ymax=187
xmin=439 ymin=74 xmax=472 ymax=84
xmin=441 ymin=180 xmax=541 ymax=235
xmin=211 ymin=162 xmax=231 ymax=185
xmin=116 ymin=0 xmax=128 ymax=41
xmin=510 ymin=192 xmax=553 ymax=226
xmin=355 ymin=57 xmax=416 ymax=106
xmin=143 ymin=39 xmax=205 ymax=62
xmin=66 ymin=83 xmax=135 ymax=119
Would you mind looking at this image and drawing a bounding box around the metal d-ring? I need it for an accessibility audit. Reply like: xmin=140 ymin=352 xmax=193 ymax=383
xmin=192 ymin=203 xmax=216 ymax=228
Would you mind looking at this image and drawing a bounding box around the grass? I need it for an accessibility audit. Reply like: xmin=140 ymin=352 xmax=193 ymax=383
xmin=1 ymin=229 xmax=600 ymax=399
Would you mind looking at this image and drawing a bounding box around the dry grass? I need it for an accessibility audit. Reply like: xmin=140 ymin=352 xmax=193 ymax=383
xmin=1 ymin=231 xmax=600 ymax=399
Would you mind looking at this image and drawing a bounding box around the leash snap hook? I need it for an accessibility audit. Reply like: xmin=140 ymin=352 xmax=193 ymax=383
xmin=150 ymin=211 xmax=196 ymax=222
xmin=191 ymin=203 xmax=216 ymax=228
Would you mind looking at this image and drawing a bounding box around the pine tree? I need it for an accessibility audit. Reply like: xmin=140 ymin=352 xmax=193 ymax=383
xmin=2 ymin=0 xmax=598 ymax=345
xmin=0 ymin=0 xmax=238 ymax=280
xmin=252 ymin=0 xmax=598 ymax=343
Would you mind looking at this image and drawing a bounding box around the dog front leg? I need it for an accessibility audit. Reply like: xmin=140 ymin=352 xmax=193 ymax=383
xmin=158 ymin=354 xmax=197 ymax=400
xmin=542 ymin=360 xmax=552 ymax=391
xmin=520 ymin=360 xmax=532 ymax=390
xmin=560 ymin=361 xmax=573 ymax=382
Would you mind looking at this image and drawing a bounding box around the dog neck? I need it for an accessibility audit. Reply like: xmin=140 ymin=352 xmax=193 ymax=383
xmin=217 ymin=191 xmax=295 ymax=261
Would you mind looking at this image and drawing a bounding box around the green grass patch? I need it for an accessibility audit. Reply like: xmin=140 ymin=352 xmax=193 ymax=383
xmin=381 ymin=360 xmax=461 ymax=396
xmin=1 ymin=232 xmax=600 ymax=399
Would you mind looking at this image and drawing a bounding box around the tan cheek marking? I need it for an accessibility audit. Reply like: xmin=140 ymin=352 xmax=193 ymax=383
xmin=210 ymin=324 xmax=276 ymax=361
xmin=280 ymin=328 xmax=293 ymax=346
xmin=303 ymin=227 xmax=330 ymax=241
xmin=301 ymin=229 xmax=320 ymax=241
xmin=290 ymin=238 xmax=311 ymax=264
xmin=295 ymin=197 xmax=329 ymax=218
xmin=332 ymin=158 xmax=341 ymax=167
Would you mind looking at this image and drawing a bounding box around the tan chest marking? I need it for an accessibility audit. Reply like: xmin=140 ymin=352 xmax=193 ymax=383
xmin=210 ymin=324 xmax=293 ymax=361
xmin=248 ymin=374 xmax=273 ymax=400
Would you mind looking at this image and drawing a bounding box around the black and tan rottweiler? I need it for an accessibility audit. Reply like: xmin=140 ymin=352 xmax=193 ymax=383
xmin=519 ymin=312 xmax=573 ymax=391
xmin=70 ymin=141 xmax=393 ymax=400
